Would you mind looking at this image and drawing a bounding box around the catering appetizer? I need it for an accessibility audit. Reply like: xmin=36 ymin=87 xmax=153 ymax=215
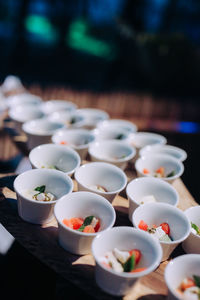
xmin=89 ymin=185 xmax=108 ymax=193
xmin=143 ymin=167 xmax=175 ymax=178
xmin=138 ymin=220 xmax=172 ymax=242
xmin=41 ymin=164 xmax=60 ymax=170
xmin=177 ymin=275 xmax=200 ymax=300
xmin=63 ymin=215 xmax=101 ymax=233
xmin=100 ymin=248 xmax=146 ymax=273
xmin=191 ymin=222 xmax=200 ymax=236
xmin=25 ymin=185 xmax=56 ymax=202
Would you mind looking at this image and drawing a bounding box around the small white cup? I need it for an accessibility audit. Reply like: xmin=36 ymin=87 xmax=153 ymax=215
xmin=132 ymin=203 xmax=191 ymax=261
xmin=52 ymin=128 xmax=95 ymax=160
xmin=22 ymin=118 xmax=65 ymax=150
xmin=29 ymin=143 xmax=81 ymax=177
xmin=74 ymin=162 xmax=127 ymax=203
xmin=97 ymin=119 xmax=138 ymax=133
xmin=139 ymin=144 xmax=187 ymax=162
xmin=14 ymin=169 xmax=73 ymax=224
xmin=54 ymin=191 xmax=116 ymax=255
xmin=6 ymin=93 xmax=42 ymax=108
xmin=76 ymin=108 xmax=109 ymax=129
xmin=135 ymin=154 xmax=184 ymax=183
xmin=93 ymin=127 xmax=130 ymax=142
xmin=164 ymin=254 xmax=200 ymax=300
xmin=48 ymin=111 xmax=85 ymax=128
xmin=41 ymin=100 xmax=77 ymax=114
xmin=88 ymin=140 xmax=136 ymax=170
xmin=130 ymin=132 xmax=167 ymax=149
xmin=126 ymin=177 xmax=179 ymax=221
xmin=182 ymin=206 xmax=200 ymax=254
xmin=92 ymin=226 xmax=162 ymax=296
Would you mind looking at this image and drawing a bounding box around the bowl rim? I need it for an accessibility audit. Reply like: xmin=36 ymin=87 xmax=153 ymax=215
xmin=126 ymin=177 xmax=179 ymax=206
xmin=54 ymin=191 xmax=116 ymax=237
xmin=135 ymin=153 xmax=184 ymax=181
xmin=29 ymin=143 xmax=81 ymax=175
xmin=74 ymin=161 xmax=128 ymax=195
xmin=22 ymin=118 xmax=65 ymax=136
xmin=97 ymin=119 xmax=138 ymax=132
xmin=41 ymin=99 xmax=77 ymax=110
xmin=130 ymin=131 xmax=167 ymax=147
xmin=91 ymin=226 xmax=163 ymax=278
xmin=132 ymin=202 xmax=191 ymax=245
xmin=88 ymin=140 xmax=136 ymax=163
xmin=14 ymin=168 xmax=73 ymax=205
xmin=139 ymin=144 xmax=187 ymax=162
xmin=184 ymin=206 xmax=200 ymax=239
xmin=9 ymin=105 xmax=44 ymax=122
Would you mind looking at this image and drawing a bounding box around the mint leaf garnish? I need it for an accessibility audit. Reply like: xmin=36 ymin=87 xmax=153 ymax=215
xmin=166 ymin=171 xmax=175 ymax=177
xmin=34 ymin=185 xmax=45 ymax=193
xmin=193 ymin=275 xmax=200 ymax=288
xmin=123 ymin=255 xmax=135 ymax=272
xmin=191 ymin=222 xmax=200 ymax=235
xmin=77 ymin=216 xmax=94 ymax=232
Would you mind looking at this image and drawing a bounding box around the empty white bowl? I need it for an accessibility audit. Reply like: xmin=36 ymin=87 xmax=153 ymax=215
xmin=93 ymin=127 xmax=130 ymax=142
xmin=76 ymin=108 xmax=109 ymax=129
xmin=8 ymin=104 xmax=44 ymax=132
xmin=52 ymin=128 xmax=95 ymax=160
xmin=54 ymin=191 xmax=116 ymax=255
xmin=92 ymin=226 xmax=162 ymax=296
xmin=164 ymin=254 xmax=200 ymax=300
xmin=126 ymin=177 xmax=179 ymax=221
xmin=97 ymin=119 xmax=138 ymax=133
xmin=22 ymin=118 xmax=65 ymax=150
xmin=14 ymin=169 xmax=73 ymax=224
xmin=48 ymin=111 xmax=85 ymax=128
xmin=139 ymin=144 xmax=187 ymax=162
xmin=135 ymin=154 xmax=184 ymax=183
xmin=132 ymin=203 xmax=191 ymax=261
xmin=29 ymin=143 xmax=81 ymax=176
xmin=74 ymin=162 xmax=127 ymax=203
xmin=6 ymin=93 xmax=42 ymax=108
xmin=88 ymin=140 xmax=136 ymax=170
xmin=41 ymin=100 xmax=77 ymax=115
xmin=182 ymin=206 xmax=200 ymax=254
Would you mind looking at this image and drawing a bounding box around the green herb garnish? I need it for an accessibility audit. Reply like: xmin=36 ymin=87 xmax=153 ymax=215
xmin=70 ymin=117 xmax=76 ymax=124
xmin=166 ymin=170 xmax=175 ymax=177
xmin=193 ymin=275 xmax=200 ymax=288
xmin=77 ymin=216 xmax=94 ymax=232
xmin=116 ymin=134 xmax=125 ymax=140
xmin=34 ymin=185 xmax=45 ymax=193
xmin=123 ymin=255 xmax=135 ymax=272
xmin=191 ymin=222 xmax=200 ymax=235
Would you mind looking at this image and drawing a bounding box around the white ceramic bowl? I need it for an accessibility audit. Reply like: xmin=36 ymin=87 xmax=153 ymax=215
xmin=164 ymin=254 xmax=200 ymax=300
xmin=97 ymin=119 xmax=138 ymax=133
xmin=139 ymin=144 xmax=187 ymax=162
xmin=22 ymin=118 xmax=65 ymax=150
xmin=182 ymin=206 xmax=200 ymax=254
xmin=135 ymin=154 xmax=184 ymax=183
xmin=54 ymin=191 xmax=116 ymax=255
xmin=92 ymin=226 xmax=162 ymax=296
xmin=52 ymin=128 xmax=95 ymax=160
xmin=48 ymin=111 xmax=85 ymax=128
xmin=126 ymin=177 xmax=179 ymax=221
xmin=41 ymin=100 xmax=77 ymax=115
xmin=88 ymin=140 xmax=136 ymax=170
xmin=132 ymin=203 xmax=191 ymax=261
xmin=130 ymin=132 xmax=167 ymax=150
xmin=74 ymin=162 xmax=127 ymax=203
xmin=6 ymin=93 xmax=42 ymax=108
xmin=93 ymin=127 xmax=130 ymax=142
xmin=14 ymin=169 xmax=73 ymax=224
xmin=8 ymin=104 xmax=44 ymax=132
xmin=29 ymin=143 xmax=81 ymax=176
xmin=76 ymin=108 xmax=109 ymax=129
xmin=1 ymin=75 xmax=25 ymax=94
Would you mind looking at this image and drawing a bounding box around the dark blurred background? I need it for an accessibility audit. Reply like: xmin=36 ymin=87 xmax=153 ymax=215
xmin=0 ymin=0 xmax=200 ymax=97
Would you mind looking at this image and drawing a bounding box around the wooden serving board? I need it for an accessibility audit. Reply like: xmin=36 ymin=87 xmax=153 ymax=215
xmin=0 ymin=164 xmax=198 ymax=300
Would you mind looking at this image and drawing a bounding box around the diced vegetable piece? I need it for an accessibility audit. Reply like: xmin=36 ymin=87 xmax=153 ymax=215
xmin=94 ymin=220 xmax=100 ymax=232
xmin=193 ymin=275 xmax=200 ymax=288
xmin=180 ymin=278 xmax=196 ymax=291
xmin=160 ymin=222 xmax=170 ymax=235
xmin=191 ymin=223 xmax=200 ymax=235
xmin=78 ymin=216 xmax=95 ymax=232
xmin=131 ymin=267 xmax=147 ymax=273
xmin=101 ymin=261 xmax=111 ymax=269
xmin=156 ymin=167 xmax=165 ymax=176
xmin=113 ymin=248 xmax=130 ymax=264
xmin=143 ymin=168 xmax=150 ymax=174
xmin=34 ymin=185 xmax=45 ymax=193
xmin=166 ymin=170 xmax=175 ymax=177
xmin=70 ymin=218 xmax=84 ymax=230
xmin=60 ymin=141 xmax=67 ymax=145
xmin=123 ymin=255 xmax=135 ymax=272
xmin=83 ymin=225 xmax=95 ymax=233
xmin=63 ymin=218 xmax=73 ymax=229
xmin=138 ymin=220 xmax=148 ymax=231
xmin=106 ymin=251 xmax=124 ymax=273
xmin=129 ymin=249 xmax=141 ymax=264
xmin=159 ymin=235 xmax=172 ymax=242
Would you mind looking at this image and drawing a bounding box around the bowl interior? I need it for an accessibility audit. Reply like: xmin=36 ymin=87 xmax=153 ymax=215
xmin=133 ymin=203 xmax=189 ymax=241
xmin=77 ymin=108 xmax=109 ymax=122
xmin=42 ymin=100 xmax=76 ymax=114
xmin=98 ymin=119 xmax=137 ymax=133
xmin=132 ymin=132 xmax=166 ymax=148
xmin=49 ymin=111 xmax=84 ymax=126
xmin=75 ymin=163 xmax=126 ymax=192
xmin=52 ymin=130 xmax=95 ymax=147
xmin=55 ymin=192 xmax=115 ymax=230
xmin=30 ymin=144 xmax=80 ymax=173
xmin=140 ymin=145 xmax=187 ymax=161
xmin=9 ymin=105 xmax=44 ymax=122
xmin=14 ymin=169 xmax=73 ymax=200
xmin=94 ymin=128 xmax=129 ymax=141
xmin=127 ymin=178 xmax=178 ymax=206
xmin=23 ymin=119 xmax=64 ymax=135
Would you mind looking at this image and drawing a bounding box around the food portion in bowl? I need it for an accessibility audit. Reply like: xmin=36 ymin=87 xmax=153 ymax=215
xmin=177 ymin=275 xmax=200 ymax=300
xmin=138 ymin=195 xmax=157 ymax=205
xmin=23 ymin=184 xmax=56 ymax=202
xmin=89 ymin=184 xmax=108 ymax=193
xmin=191 ymin=222 xmax=200 ymax=236
xmin=142 ymin=166 xmax=176 ymax=178
xmin=63 ymin=215 xmax=101 ymax=233
xmin=99 ymin=248 xmax=146 ymax=273
xmin=138 ymin=220 xmax=172 ymax=242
